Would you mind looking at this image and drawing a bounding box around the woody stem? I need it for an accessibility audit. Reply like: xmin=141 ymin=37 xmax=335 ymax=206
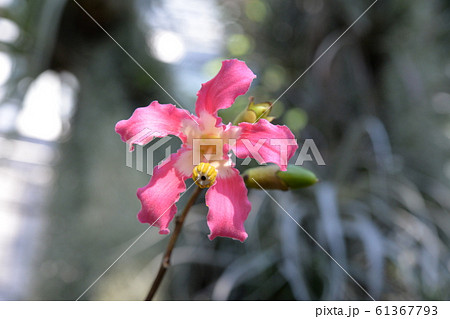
xmin=145 ymin=186 xmax=203 ymax=301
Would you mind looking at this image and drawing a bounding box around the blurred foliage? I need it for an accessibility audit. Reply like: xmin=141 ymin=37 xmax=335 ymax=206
xmin=210 ymin=0 xmax=450 ymax=300
xmin=2 ymin=0 xmax=450 ymax=301
xmin=0 ymin=0 xmax=173 ymax=300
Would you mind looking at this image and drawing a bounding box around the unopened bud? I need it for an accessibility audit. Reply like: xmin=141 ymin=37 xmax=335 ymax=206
xmin=242 ymin=164 xmax=318 ymax=190
xmin=234 ymin=97 xmax=274 ymax=125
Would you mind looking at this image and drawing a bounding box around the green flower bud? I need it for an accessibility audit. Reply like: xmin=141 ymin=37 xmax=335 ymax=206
xmin=242 ymin=164 xmax=318 ymax=190
xmin=276 ymin=165 xmax=319 ymax=189
xmin=243 ymin=165 xmax=288 ymax=190
xmin=233 ymin=97 xmax=274 ymax=125
xmin=234 ymin=109 xmax=257 ymax=124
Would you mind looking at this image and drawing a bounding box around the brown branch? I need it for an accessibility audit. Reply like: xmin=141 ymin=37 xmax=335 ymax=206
xmin=145 ymin=186 xmax=203 ymax=301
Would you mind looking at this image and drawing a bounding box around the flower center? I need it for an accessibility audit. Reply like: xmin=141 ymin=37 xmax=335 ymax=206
xmin=192 ymin=162 xmax=218 ymax=188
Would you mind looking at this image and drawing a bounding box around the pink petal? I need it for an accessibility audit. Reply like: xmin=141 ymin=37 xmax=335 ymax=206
xmin=235 ymin=119 xmax=298 ymax=171
xmin=137 ymin=148 xmax=190 ymax=234
xmin=195 ymin=59 xmax=256 ymax=117
xmin=115 ymin=101 xmax=194 ymax=151
xmin=205 ymin=168 xmax=251 ymax=242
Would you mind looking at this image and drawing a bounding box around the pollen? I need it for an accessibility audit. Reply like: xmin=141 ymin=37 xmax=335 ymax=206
xmin=193 ymin=162 xmax=218 ymax=188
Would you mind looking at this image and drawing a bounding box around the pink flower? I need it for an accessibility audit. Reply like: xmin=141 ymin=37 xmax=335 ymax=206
xmin=115 ymin=59 xmax=297 ymax=242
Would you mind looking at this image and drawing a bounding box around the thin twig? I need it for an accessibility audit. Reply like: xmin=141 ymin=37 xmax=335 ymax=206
xmin=145 ymin=186 xmax=203 ymax=300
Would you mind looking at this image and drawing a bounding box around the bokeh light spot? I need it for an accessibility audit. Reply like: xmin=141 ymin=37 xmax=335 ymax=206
xmin=148 ymin=30 xmax=186 ymax=64
xmin=227 ymin=33 xmax=252 ymax=56
xmin=283 ymin=108 xmax=308 ymax=132
xmin=245 ymin=0 xmax=267 ymax=22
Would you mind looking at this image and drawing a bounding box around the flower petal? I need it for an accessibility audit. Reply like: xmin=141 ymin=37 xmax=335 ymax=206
xmin=137 ymin=149 xmax=189 ymax=234
xmin=205 ymin=167 xmax=251 ymax=242
xmin=235 ymin=119 xmax=298 ymax=171
xmin=195 ymin=59 xmax=256 ymax=117
xmin=174 ymin=147 xmax=195 ymax=177
xmin=115 ymin=101 xmax=194 ymax=150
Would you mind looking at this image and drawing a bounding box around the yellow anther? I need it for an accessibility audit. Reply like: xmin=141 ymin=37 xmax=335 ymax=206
xmin=193 ymin=162 xmax=218 ymax=188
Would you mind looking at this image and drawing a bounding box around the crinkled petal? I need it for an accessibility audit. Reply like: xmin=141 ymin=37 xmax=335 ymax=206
xmin=174 ymin=147 xmax=195 ymax=177
xmin=205 ymin=167 xmax=251 ymax=242
xmin=195 ymin=59 xmax=256 ymax=118
xmin=115 ymin=101 xmax=194 ymax=150
xmin=235 ymin=119 xmax=298 ymax=171
xmin=137 ymin=149 xmax=189 ymax=234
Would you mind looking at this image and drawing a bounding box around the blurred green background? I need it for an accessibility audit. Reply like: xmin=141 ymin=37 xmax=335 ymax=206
xmin=0 ymin=0 xmax=449 ymax=300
